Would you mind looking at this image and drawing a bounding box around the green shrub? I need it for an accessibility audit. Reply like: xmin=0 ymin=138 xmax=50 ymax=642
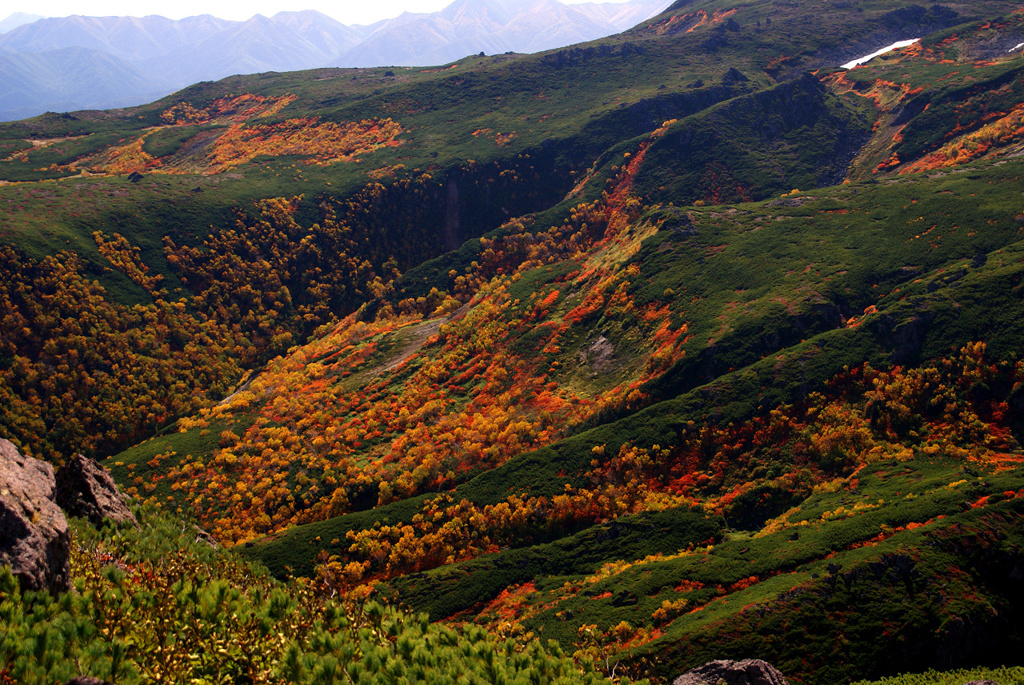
xmin=0 ymin=504 xmax=625 ymax=685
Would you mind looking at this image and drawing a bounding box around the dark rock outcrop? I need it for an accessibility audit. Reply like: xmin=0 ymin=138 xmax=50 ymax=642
xmin=193 ymin=525 xmax=218 ymax=548
xmin=0 ymin=439 xmax=70 ymax=593
xmin=673 ymin=659 xmax=790 ymax=685
xmin=55 ymin=454 xmax=137 ymax=528
xmin=722 ymin=67 xmax=750 ymax=84
xmin=65 ymin=677 xmax=112 ymax=685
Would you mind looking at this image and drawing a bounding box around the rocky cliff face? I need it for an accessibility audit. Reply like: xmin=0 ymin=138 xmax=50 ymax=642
xmin=56 ymin=454 xmax=138 ymax=529
xmin=0 ymin=441 xmax=138 ymax=593
xmin=0 ymin=439 xmax=70 ymax=593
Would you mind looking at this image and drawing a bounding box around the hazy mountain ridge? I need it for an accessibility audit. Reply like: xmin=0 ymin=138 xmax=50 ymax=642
xmin=334 ymin=0 xmax=670 ymax=67
xmin=0 ymin=11 xmax=43 ymax=34
xmin=0 ymin=0 xmax=670 ymax=121
xmin=0 ymin=46 xmax=171 ymax=122
xmin=0 ymin=14 xmax=236 ymax=62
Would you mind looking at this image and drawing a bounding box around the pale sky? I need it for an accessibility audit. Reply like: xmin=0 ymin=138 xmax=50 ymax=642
xmin=8 ymin=0 xmax=628 ymax=27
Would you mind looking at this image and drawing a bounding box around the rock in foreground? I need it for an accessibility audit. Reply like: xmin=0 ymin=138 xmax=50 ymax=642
xmin=56 ymin=454 xmax=137 ymax=528
xmin=674 ymin=659 xmax=790 ymax=685
xmin=0 ymin=439 xmax=70 ymax=593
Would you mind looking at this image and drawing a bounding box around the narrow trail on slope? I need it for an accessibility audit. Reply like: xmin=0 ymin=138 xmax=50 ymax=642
xmin=370 ymin=300 xmax=473 ymax=378
xmin=220 ymin=300 xmax=474 ymax=405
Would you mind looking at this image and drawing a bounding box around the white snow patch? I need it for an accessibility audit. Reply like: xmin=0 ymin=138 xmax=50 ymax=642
xmin=841 ymin=39 xmax=920 ymax=69
xmin=1009 ymin=42 xmax=1024 ymax=53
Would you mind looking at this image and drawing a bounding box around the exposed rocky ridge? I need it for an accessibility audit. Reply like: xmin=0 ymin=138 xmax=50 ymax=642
xmin=56 ymin=454 xmax=138 ymax=529
xmin=0 ymin=438 xmax=70 ymax=593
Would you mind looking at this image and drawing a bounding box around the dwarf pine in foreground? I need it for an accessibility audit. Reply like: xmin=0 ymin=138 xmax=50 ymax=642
xmin=0 ymin=504 xmax=621 ymax=685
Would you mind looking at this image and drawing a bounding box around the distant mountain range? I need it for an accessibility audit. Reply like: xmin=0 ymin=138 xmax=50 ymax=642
xmin=0 ymin=47 xmax=170 ymax=122
xmin=334 ymin=0 xmax=670 ymax=67
xmin=0 ymin=0 xmax=670 ymax=121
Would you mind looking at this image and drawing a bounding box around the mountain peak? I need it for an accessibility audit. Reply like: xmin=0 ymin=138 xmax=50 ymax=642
xmin=0 ymin=11 xmax=44 ymax=34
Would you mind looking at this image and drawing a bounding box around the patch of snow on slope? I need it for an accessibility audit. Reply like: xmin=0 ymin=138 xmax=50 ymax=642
xmin=841 ymin=38 xmax=919 ymax=69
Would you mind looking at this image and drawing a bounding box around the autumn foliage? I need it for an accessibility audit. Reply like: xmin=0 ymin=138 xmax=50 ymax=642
xmin=46 ymin=92 xmax=402 ymax=176
xmin=160 ymin=93 xmax=297 ymax=125
xmin=139 ymin=186 xmax=677 ymax=544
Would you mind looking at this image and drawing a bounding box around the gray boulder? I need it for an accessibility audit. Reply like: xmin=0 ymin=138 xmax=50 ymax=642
xmin=55 ymin=454 xmax=137 ymax=528
xmin=674 ymin=659 xmax=789 ymax=685
xmin=0 ymin=439 xmax=70 ymax=593
xmin=64 ymin=678 xmax=112 ymax=685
